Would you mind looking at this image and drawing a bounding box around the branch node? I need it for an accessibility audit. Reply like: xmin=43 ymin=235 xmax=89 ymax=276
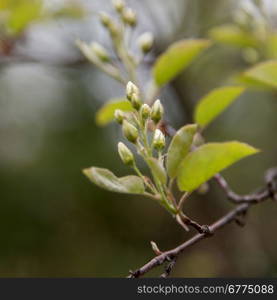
xmin=265 ymin=167 xmax=277 ymax=201
xmin=200 ymin=225 xmax=213 ymax=236
xmin=128 ymin=269 xmax=140 ymax=278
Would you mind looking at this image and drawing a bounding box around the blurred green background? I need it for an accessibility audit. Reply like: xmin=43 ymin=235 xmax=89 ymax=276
xmin=0 ymin=0 xmax=277 ymax=277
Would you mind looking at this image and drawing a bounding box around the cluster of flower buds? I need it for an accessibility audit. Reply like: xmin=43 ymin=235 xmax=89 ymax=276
xmin=110 ymin=0 xmax=137 ymax=27
xmin=114 ymin=81 xmax=166 ymax=166
xmin=78 ymin=0 xmax=155 ymax=87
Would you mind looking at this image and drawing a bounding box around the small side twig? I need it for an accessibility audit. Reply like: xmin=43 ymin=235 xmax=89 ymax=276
xmin=160 ymin=256 xmax=177 ymax=278
xmin=214 ymin=173 xmax=269 ymax=204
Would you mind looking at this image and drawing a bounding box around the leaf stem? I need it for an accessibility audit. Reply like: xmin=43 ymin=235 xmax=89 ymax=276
xmin=133 ymin=164 xmax=157 ymax=194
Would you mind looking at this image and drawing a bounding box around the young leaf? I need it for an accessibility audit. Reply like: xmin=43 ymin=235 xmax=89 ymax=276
xmin=194 ymin=86 xmax=245 ymax=128
xmin=236 ymin=73 xmax=271 ymax=90
xmin=209 ymin=25 xmax=258 ymax=48
xmin=95 ymin=98 xmax=133 ymax=126
xmin=243 ymin=61 xmax=277 ymax=89
xmin=177 ymin=142 xmax=259 ymax=192
xmin=267 ymin=34 xmax=277 ymax=59
xmin=153 ymin=39 xmax=210 ymax=87
xmin=7 ymin=0 xmax=42 ymax=34
xmin=146 ymin=158 xmax=167 ymax=185
xmin=166 ymin=124 xmax=197 ymax=178
xmin=83 ymin=167 xmax=145 ymax=194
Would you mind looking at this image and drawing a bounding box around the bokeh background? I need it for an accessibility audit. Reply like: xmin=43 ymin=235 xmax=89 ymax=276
xmin=0 ymin=0 xmax=277 ymax=277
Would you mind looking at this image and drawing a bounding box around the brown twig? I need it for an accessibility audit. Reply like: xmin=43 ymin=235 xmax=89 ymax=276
xmin=128 ymin=168 xmax=277 ymax=278
xmin=160 ymin=256 xmax=177 ymax=278
xmin=214 ymin=173 xmax=270 ymax=204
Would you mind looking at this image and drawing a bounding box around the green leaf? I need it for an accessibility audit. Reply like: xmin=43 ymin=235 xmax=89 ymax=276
xmin=209 ymin=25 xmax=258 ymax=48
xmin=236 ymin=73 xmax=271 ymax=90
xmin=7 ymin=0 xmax=42 ymax=34
xmin=0 ymin=0 xmax=10 ymax=10
xmin=194 ymin=86 xmax=245 ymax=128
xmin=243 ymin=60 xmax=277 ymax=89
xmin=177 ymin=142 xmax=259 ymax=192
xmin=153 ymin=39 xmax=210 ymax=87
xmin=95 ymin=98 xmax=133 ymax=126
xmin=147 ymin=158 xmax=167 ymax=185
xmin=83 ymin=167 xmax=145 ymax=194
xmin=166 ymin=124 xmax=197 ymax=178
xmin=266 ymin=34 xmax=277 ymax=59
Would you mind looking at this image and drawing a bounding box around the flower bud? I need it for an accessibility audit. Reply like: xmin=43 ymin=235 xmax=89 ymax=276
xmin=118 ymin=142 xmax=134 ymax=166
xmin=91 ymin=42 xmax=110 ymax=62
xmin=153 ymin=129 xmax=165 ymax=150
xmin=150 ymin=241 xmax=162 ymax=255
xmin=126 ymin=81 xmax=139 ymax=101
xmin=122 ymin=120 xmax=138 ymax=143
xmin=114 ymin=109 xmax=125 ymax=124
xmin=138 ymin=32 xmax=154 ymax=54
xmin=140 ymin=104 xmax=151 ymax=120
xmin=99 ymin=12 xmax=112 ymax=27
xmin=151 ymin=99 xmax=164 ymax=124
xmin=108 ymin=22 xmax=119 ymax=38
xmin=122 ymin=8 xmax=137 ymax=27
xmin=130 ymin=94 xmax=142 ymax=110
xmin=112 ymin=0 xmax=125 ymax=13
xmin=99 ymin=12 xmax=119 ymax=37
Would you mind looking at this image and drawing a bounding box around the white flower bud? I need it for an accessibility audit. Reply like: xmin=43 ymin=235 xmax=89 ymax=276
xmin=140 ymin=104 xmax=151 ymax=120
xmin=122 ymin=120 xmax=138 ymax=143
xmin=122 ymin=8 xmax=137 ymax=27
xmin=99 ymin=12 xmax=119 ymax=37
xmin=138 ymin=32 xmax=154 ymax=54
xmin=99 ymin=12 xmax=112 ymax=27
xmin=153 ymin=129 xmax=165 ymax=150
xmin=112 ymin=0 xmax=125 ymax=13
xmin=118 ymin=142 xmax=134 ymax=166
xmin=91 ymin=42 xmax=110 ymax=62
xmin=151 ymin=99 xmax=164 ymax=124
xmin=130 ymin=94 xmax=142 ymax=110
xmin=126 ymin=81 xmax=139 ymax=101
xmin=114 ymin=109 xmax=125 ymax=124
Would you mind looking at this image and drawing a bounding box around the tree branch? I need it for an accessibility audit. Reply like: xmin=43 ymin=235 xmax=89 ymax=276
xmin=214 ymin=173 xmax=270 ymax=204
xmin=128 ymin=168 xmax=277 ymax=278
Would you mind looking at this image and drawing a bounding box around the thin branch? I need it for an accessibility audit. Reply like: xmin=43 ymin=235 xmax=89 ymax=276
xmin=214 ymin=173 xmax=270 ymax=204
xmin=128 ymin=168 xmax=276 ymax=278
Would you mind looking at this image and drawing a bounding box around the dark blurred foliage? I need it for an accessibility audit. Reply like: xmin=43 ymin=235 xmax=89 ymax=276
xmin=0 ymin=0 xmax=277 ymax=277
